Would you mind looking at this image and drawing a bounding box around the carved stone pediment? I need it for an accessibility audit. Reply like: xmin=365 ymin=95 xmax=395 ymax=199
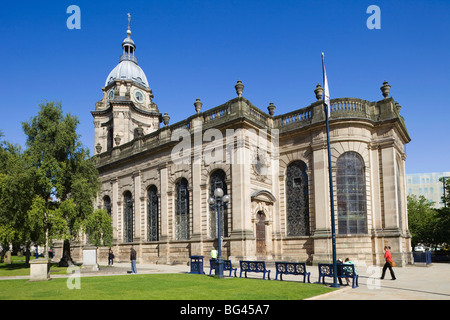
xmin=251 ymin=190 xmax=276 ymax=204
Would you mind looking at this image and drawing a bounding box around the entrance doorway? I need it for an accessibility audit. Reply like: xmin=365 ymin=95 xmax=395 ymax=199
xmin=256 ymin=211 xmax=266 ymax=257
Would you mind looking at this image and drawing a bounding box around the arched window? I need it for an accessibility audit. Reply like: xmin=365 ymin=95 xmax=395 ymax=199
xmin=175 ymin=178 xmax=189 ymax=240
xmin=123 ymin=191 xmax=133 ymax=242
xmin=286 ymin=160 xmax=310 ymax=236
xmin=103 ymin=196 xmax=112 ymax=217
xmin=147 ymin=185 xmax=159 ymax=241
xmin=336 ymin=152 xmax=367 ymax=234
xmin=209 ymin=170 xmax=228 ymax=238
xmin=107 ymin=128 xmax=114 ymax=150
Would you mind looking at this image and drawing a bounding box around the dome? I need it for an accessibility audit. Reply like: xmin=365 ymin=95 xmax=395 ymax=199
xmin=105 ymin=15 xmax=149 ymax=88
xmin=105 ymin=59 xmax=149 ymax=88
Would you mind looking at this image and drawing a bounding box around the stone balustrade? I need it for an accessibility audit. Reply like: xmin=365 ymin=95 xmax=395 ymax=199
xmin=97 ymin=95 xmax=403 ymax=165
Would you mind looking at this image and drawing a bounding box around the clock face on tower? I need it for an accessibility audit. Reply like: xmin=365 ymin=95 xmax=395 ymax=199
xmin=107 ymin=89 xmax=114 ymax=101
xmin=134 ymin=90 xmax=145 ymax=103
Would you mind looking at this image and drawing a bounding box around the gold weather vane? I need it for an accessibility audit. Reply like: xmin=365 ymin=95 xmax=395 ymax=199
xmin=126 ymin=13 xmax=132 ymax=37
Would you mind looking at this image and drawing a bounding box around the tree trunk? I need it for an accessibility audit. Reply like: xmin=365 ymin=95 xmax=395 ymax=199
xmin=58 ymin=239 xmax=74 ymax=267
xmin=25 ymin=243 xmax=31 ymax=265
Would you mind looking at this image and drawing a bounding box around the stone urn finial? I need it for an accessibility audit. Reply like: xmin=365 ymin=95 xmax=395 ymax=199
xmin=136 ymin=125 xmax=144 ymax=138
xmin=162 ymin=112 xmax=170 ymax=126
xmin=114 ymin=134 xmax=121 ymax=146
xmin=380 ymin=80 xmax=391 ymax=98
xmin=267 ymin=102 xmax=276 ymax=116
xmin=235 ymin=79 xmax=244 ymax=97
xmin=95 ymin=143 xmax=102 ymax=154
xmin=314 ymin=83 xmax=323 ymax=100
xmin=194 ymin=98 xmax=203 ymax=113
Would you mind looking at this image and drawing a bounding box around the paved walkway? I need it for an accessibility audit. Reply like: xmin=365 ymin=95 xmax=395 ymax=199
xmin=2 ymin=261 xmax=449 ymax=300
xmin=307 ymin=262 xmax=450 ymax=300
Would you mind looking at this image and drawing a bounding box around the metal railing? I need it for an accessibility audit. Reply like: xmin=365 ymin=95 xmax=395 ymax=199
xmin=120 ymin=53 xmax=138 ymax=64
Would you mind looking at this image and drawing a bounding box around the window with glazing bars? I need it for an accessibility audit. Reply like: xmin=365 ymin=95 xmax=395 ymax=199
xmin=123 ymin=191 xmax=134 ymax=242
xmin=209 ymin=170 xmax=228 ymax=238
xmin=175 ymin=178 xmax=189 ymax=240
xmin=286 ymin=160 xmax=310 ymax=236
xmin=336 ymin=152 xmax=367 ymax=234
xmin=103 ymin=196 xmax=112 ymax=217
xmin=147 ymin=185 xmax=159 ymax=241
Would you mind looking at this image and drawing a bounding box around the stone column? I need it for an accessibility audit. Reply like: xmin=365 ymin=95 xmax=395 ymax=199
xmin=230 ymin=128 xmax=254 ymax=261
xmin=311 ymin=143 xmax=332 ymax=263
xmin=380 ymin=146 xmax=404 ymax=265
xmin=381 ymin=147 xmax=399 ymax=229
xmin=159 ymin=166 xmax=169 ymax=263
xmin=370 ymin=147 xmax=383 ymax=230
xmin=111 ymin=178 xmax=119 ymax=242
xmin=191 ymin=118 xmax=203 ymax=255
xmin=133 ymin=171 xmax=141 ymax=243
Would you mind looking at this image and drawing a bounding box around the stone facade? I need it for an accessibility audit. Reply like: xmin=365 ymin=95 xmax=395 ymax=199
xmin=57 ymin=26 xmax=413 ymax=267
xmin=86 ymin=77 xmax=412 ymax=267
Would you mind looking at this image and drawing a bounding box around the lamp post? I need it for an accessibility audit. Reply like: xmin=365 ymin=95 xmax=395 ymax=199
xmin=208 ymin=187 xmax=230 ymax=279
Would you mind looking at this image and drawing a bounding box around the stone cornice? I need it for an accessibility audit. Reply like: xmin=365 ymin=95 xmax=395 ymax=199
xmin=91 ymin=100 xmax=161 ymax=119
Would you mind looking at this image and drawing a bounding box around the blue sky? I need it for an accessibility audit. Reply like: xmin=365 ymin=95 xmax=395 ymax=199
xmin=0 ymin=0 xmax=449 ymax=174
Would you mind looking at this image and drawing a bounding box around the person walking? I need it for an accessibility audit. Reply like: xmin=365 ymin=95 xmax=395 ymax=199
xmin=381 ymin=246 xmax=396 ymax=280
xmin=130 ymin=246 xmax=137 ymax=274
xmin=336 ymin=258 xmax=344 ymax=286
xmin=108 ymin=248 xmax=115 ymax=266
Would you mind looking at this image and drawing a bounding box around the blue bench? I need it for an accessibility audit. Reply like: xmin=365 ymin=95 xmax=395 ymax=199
xmin=209 ymin=259 xmax=237 ymax=277
xmin=275 ymin=262 xmax=311 ymax=283
xmin=239 ymin=261 xmax=271 ymax=280
xmin=318 ymin=263 xmax=359 ymax=288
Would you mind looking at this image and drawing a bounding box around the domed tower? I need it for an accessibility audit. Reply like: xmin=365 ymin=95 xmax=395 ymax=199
xmin=92 ymin=14 xmax=161 ymax=153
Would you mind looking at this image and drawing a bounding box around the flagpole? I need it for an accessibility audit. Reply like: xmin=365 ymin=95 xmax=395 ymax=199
xmin=322 ymin=53 xmax=339 ymax=288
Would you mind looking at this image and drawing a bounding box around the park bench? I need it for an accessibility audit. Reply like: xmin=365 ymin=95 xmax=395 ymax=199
xmin=318 ymin=263 xmax=359 ymax=288
xmin=239 ymin=260 xmax=271 ymax=280
xmin=209 ymin=259 xmax=237 ymax=277
xmin=275 ymin=262 xmax=311 ymax=283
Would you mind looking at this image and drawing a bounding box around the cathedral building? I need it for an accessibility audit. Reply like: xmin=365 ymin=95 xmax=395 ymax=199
xmin=87 ymin=23 xmax=412 ymax=267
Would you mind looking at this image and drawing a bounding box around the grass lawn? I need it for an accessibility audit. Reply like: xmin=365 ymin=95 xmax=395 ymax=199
xmin=0 ymin=273 xmax=336 ymax=300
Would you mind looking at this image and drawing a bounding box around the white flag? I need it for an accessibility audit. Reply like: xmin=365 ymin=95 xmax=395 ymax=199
xmin=322 ymin=53 xmax=330 ymax=118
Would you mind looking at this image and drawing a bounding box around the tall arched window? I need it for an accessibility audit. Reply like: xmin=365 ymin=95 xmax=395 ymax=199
xmin=209 ymin=170 xmax=228 ymax=238
xmin=107 ymin=128 xmax=114 ymax=150
xmin=147 ymin=185 xmax=159 ymax=241
xmin=123 ymin=191 xmax=133 ymax=242
xmin=336 ymin=152 xmax=367 ymax=234
xmin=286 ymin=160 xmax=310 ymax=236
xmin=103 ymin=196 xmax=112 ymax=217
xmin=175 ymin=178 xmax=189 ymax=240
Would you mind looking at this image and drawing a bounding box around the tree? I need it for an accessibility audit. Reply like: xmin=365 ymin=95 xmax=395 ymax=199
xmin=407 ymin=194 xmax=438 ymax=248
xmin=435 ymin=178 xmax=450 ymax=247
xmin=85 ymin=209 xmax=113 ymax=247
xmin=440 ymin=177 xmax=450 ymax=208
xmin=0 ymin=137 xmax=36 ymax=263
xmin=21 ymin=101 xmax=111 ymax=265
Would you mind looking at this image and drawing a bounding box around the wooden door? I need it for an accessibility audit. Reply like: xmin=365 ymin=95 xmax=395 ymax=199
xmin=256 ymin=212 xmax=266 ymax=256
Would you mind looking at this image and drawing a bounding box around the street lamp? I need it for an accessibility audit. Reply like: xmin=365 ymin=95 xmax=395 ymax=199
xmin=208 ymin=187 xmax=230 ymax=278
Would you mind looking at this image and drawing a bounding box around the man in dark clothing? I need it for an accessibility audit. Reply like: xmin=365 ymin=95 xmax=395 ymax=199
xmin=108 ymin=248 xmax=114 ymax=266
xmin=130 ymin=246 xmax=137 ymax=274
